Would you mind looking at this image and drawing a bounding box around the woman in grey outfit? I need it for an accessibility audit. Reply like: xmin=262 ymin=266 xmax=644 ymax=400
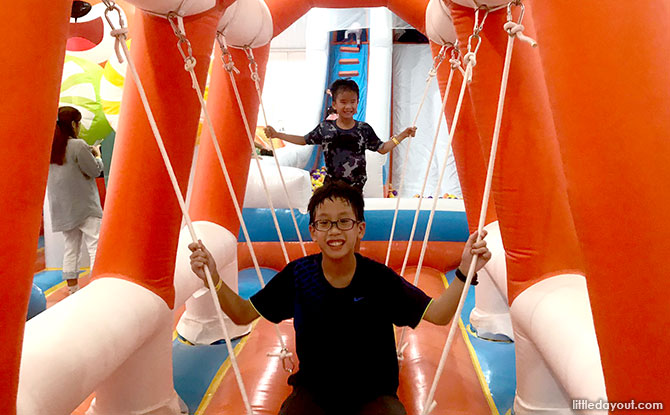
xmin=47 ymin=106 xmax=104 ymax=294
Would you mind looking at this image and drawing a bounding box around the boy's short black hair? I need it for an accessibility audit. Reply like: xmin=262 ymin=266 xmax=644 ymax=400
xmin=308 ymin=180 xmax=365 ymax=223
xmin=330 ymin=78 xmax=359 ymax=100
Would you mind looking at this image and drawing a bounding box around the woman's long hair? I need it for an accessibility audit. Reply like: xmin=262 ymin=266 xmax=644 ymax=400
xmin=50 ymin=106 xmax=82 ymax=165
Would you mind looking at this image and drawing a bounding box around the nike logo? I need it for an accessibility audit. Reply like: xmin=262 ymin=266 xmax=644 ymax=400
xmin=353 ymin=297 xmax=364 ymax=302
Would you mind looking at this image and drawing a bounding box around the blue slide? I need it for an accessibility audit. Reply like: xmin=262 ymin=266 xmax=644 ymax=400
xmin=305 ymin=29 xmax=370 ymax=172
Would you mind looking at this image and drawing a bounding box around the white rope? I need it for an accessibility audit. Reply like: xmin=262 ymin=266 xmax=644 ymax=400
xmin=244 ymin=46 xmax=308 ymax=258
xmin=384 ymin=44 xmax=451 ymax=267
xmin=215 ymin=34 xmax=293 ymax=267
xmin=397 ymin=56 xmax=470 ymax=361
xmin=213 ymin=34 xmax=298 ymax=372
xmin=101 ymin=4 xmax=254 ymax=414
xmin=419 ymin=64 xmax=485 ymax=415
xmin=419 ymin=3 xmax=535 ymax=413
xmin=166 ymin=14 xmax=295 ymax=374
xmin=396 ymin=54 xmax=461 ymax=281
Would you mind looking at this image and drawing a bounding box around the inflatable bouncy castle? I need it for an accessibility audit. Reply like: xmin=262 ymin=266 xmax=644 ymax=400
xmin=2 ymin=0 xmax=669 ymax=414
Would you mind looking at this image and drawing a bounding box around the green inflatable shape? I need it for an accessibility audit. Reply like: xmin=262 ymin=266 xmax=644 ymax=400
xmin=59 ymin=54 xmax=113 ymax=145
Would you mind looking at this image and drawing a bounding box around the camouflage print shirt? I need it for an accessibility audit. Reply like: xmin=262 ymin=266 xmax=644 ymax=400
xmin=305 ymin=120 xmax=383 ymax=188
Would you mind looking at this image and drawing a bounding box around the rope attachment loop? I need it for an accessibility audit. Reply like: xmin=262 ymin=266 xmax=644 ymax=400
xmin=466 ymin=5 xmax=490 ymax=57
xmin=462 ymin=5 xmax=492 ymax=82
xmin=449 ymin=46 xmax=465 ymax=78
xmin=216 ymin=32 xmax=241 ymax=75
xmin=101 ymin=0 xmax=128 ymax=63
xmin=427 ymin=43 xmax=450 ymax=79
xmin=167 ymin=12 xmax=197 ymax=73
xmin=504 ymin=1 xmax=537 ymax=47
xmin=268 ymin=346 xmax=296 ymax=374
xmin=244 ymin=47 xmax=261 ymax=83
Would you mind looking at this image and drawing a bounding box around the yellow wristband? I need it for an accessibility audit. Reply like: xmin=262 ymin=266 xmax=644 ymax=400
xmin=214 ymin=279 xmax=223 ymax=291
xmin=391 ymin=136 xmax=400 ymax=146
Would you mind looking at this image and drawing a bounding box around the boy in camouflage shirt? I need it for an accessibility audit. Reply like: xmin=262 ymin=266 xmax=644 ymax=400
xmin=265 ymin=79 xmax=416 ymax=191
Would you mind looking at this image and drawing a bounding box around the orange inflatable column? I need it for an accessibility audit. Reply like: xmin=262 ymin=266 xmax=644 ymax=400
xmin=530 ymin=1 xmax=670 ymax=404
xmin=431 ymin=42 xmax=497 ymax=233
xmin=449 ymin=3 xmax=584 ymax=303
xmin=189 ymin=45 xmax=269 ymax=233
xmin=92 ymin=8 xmax=222 ymax=308
xmin=0 ymin=2 xmax=70 ymax=412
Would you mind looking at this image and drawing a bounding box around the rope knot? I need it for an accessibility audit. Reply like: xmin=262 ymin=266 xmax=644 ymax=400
xmin=110 ymin=27 xmax=129 ymax=63
xmin=504 ymin=21 xmax=523 ymax=36
xmin=463 ymin=52 xmax=477 ymax=68
xmin=110 ymin=27 xmax=128 ymax=38
xmin=184 ymin=56 xmax=197 ymax=72
xmin=503 ymin=21 xmax=538 ymax=47
xmin=224 ymin=61 xmax=240 ymax=74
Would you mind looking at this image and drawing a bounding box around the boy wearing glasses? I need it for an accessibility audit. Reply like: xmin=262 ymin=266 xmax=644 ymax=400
xmin=189 ymin=181 xmax=491 ymax=415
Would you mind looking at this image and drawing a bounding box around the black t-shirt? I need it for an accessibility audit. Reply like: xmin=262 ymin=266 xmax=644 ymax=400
xmin=304 ymin=120 xmax=383 ymax=188
xmin=250 ymin=253 xmax=432 ymax=402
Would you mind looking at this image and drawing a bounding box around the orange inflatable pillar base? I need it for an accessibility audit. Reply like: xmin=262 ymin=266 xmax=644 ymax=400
xmin=92 ymin=8 xmax=222 ymax=309
xmin=530 ymin=0 xmax=670 ymax=404
xmin=0 ymin=1 xmax=71 ymax=412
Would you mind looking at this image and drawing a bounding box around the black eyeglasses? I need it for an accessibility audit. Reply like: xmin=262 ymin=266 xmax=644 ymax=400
xmin=312 ymin=218 xmax=359 ymax=232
